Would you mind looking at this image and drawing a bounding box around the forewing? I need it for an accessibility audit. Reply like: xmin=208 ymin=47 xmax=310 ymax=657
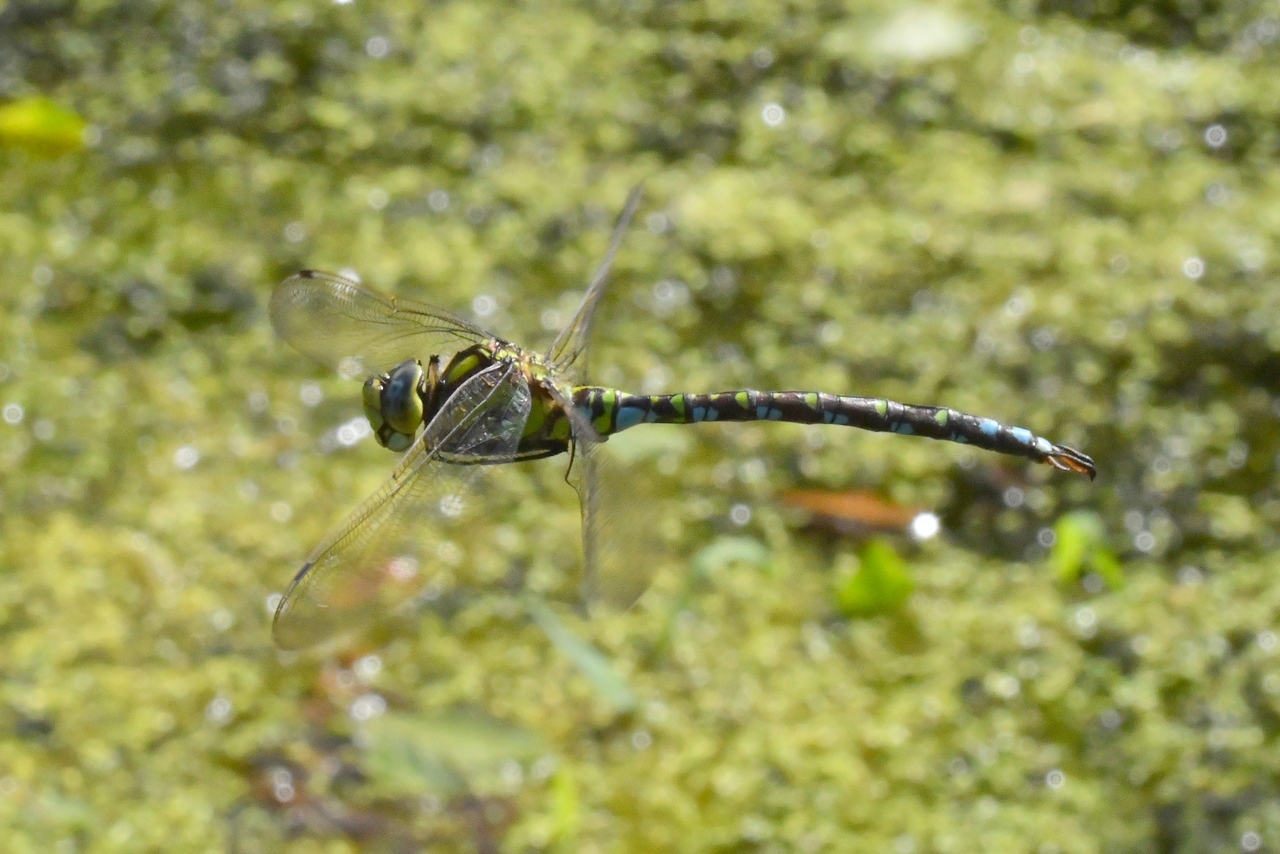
xmin=272 ymin=362 xmax=532 ymax=650
xmin=271 ymin=270 xmax=491 ymax=376
xmin=547 ymin=184 xmax=644 ymax=373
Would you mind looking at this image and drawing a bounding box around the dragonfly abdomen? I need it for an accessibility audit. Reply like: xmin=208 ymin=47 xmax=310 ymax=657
xmin=574 ymin=387 xmax=1095 ymax=478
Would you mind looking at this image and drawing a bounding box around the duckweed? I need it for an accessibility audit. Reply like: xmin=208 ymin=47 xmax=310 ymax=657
xmin=2 ymin=1 xmax=1278 ymax=851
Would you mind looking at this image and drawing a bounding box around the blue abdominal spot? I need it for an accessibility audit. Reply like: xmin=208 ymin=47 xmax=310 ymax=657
xmin=615 ymin=406 xmax=645 ymax=432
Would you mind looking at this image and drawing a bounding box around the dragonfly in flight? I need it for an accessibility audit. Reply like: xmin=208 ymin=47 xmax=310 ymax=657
xmin=269 ymin=186 xmax=1095 ymax=649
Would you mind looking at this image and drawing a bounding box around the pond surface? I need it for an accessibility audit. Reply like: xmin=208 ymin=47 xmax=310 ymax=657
xmin=1 ymin=2 xmax=1277 ymax=852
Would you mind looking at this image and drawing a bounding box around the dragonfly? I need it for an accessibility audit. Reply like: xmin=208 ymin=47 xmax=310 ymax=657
xmin=268 ymin=186 xmax=1096 ymax=650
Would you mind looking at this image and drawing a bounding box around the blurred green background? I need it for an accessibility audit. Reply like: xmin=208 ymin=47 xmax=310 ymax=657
xmin=2 ymin=0 xmax=1279 ymax=851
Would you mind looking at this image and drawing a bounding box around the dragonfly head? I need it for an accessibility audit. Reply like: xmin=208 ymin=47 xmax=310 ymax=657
xmin=363 ymin=358 xmax=432 ymax=452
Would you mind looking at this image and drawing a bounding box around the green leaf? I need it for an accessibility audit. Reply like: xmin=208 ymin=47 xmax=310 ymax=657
xmin=1089 ymin=545 xmax=1125 ymax=590
xmin=833 ymin=539 xmax=914 ymax=618
xmin=691 ymin=535 xmax=770 ymax=579
xmin=551 ymin=766 xmax=581 ymax=842
xmin=1050 ymin=511 xmax=1123 ymax=589
xmin=1051 ymin=511 xmax=1094 ymax=583
xmin=0 ymin=97 xmax=86 ymax=155
xmin=527 ymin=598 xmax=637 ymax=714
xmin=362 ymin=710 xmax=546 ymax=798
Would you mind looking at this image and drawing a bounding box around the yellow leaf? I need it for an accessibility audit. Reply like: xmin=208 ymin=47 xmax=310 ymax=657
xmin=0 ymin=97 xmax=87 ymax=155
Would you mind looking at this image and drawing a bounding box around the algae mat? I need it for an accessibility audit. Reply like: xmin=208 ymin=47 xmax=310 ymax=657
xmin=2 ymin=1 xmax=1279 ymax=852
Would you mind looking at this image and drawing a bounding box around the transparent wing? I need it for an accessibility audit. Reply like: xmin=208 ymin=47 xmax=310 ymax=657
xmin=572 ymin=439 xmax=668 ymax=612
xmin=270 ymin=270 xmax=492 ymax=376
xmin=577 ymin=446 xmax=606 ymax=604
xmin=273 ymin=362 xmax=532 ymax=650
xmin=540 ymin=383 xmax=606 ymax=602
xmin=546 ymin=183 xmax=644 ymax=372
xmin=540 ymin=185 xmax=650 ymax=608
xmin=542 ymin=377 xmax=657 ymax=611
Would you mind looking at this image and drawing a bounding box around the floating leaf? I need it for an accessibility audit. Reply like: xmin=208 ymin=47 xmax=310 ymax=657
xmin=833 ymin=539 xmax=913 ymax=617
xmin=1051 ymin=512 xmax=1093 ymax=583
xmin=0 ymin=97 xmax=87 ymax=155
xmin=781 ymin=489 xmax=921 ymax=534
xmin=652 ymin=536 xmax=773 ymax=655
xmin=1090 ymin=546 xmax=1125 ymax=590
xmin=1050 ymin=511 xmax=1123 ymax=589
xmin=527 ymin=598 xmax=636 ymax=713
xmin=363 ymin=710 xmax=545 ymax=798
xmin=550 ymin=766 xmax=581 ymax=842
xmin=691 ymin=535 xmax=770 ymax=578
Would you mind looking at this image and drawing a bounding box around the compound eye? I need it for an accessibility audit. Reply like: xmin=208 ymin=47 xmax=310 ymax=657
xmin=381 ymin=359 xmax=425 ymax=435
xmin=383 ymin=431 xmax=414 ymax=452
xmin=362 ymin=377 xmax=386 ymax=433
